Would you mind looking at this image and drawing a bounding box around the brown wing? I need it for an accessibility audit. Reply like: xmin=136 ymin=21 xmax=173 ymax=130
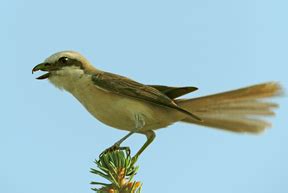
xmin=91 ymin=72 xmax=201 ymax=121
xmin=148 ymin=85 xmax=198 ymax=99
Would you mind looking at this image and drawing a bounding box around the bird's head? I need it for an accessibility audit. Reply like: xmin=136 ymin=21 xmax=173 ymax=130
xmin=32 ymin=51 xmax=95 ymax=80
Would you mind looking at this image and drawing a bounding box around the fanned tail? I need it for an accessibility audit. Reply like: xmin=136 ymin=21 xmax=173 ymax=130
xmin=177 ymin=82 xmax=283 ymax=133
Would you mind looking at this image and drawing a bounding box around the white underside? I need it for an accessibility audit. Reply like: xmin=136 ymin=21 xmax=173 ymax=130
xmin=48 ymin=67 xmax=183 ymax=132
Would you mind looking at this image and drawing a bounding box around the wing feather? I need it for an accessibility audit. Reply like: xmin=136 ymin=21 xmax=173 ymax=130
xmin=91 ymin=72 xmax=201 ymax=121
xmin=148 ymin=85 xmax=198 ymax=99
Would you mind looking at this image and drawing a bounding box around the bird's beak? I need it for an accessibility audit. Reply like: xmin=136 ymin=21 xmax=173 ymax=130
xmin=32 ymin=63 xmax=51 ymax=80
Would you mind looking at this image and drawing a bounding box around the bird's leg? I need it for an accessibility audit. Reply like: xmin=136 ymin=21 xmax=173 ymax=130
xmin=132 ymin=114 xmax=156 ymax=160
xmin=114 ymin=131 xmax=135 ymax=146
xmin=100 ymin=114 xmax=156 ymax=159
xmin=100 ymin=132 xmax=135 ymax=157
xmin=133 ymin=130 xmax=155 ymax=161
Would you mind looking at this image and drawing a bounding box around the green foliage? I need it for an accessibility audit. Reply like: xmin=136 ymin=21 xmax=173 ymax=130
xmin=91 ymin=149 xmax=142 ymax=193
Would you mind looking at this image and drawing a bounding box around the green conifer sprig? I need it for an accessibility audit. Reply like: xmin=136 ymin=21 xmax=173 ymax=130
xmin=91 ymin=149 xmax=142 ymax=193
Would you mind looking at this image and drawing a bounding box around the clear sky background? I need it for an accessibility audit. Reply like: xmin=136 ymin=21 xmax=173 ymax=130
xmin=1 ymin=0 xmax=287 ymax=193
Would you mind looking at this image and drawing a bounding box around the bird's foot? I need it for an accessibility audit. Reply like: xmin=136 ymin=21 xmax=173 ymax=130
xmin=100 ymin=144 xmax=131 ymax=158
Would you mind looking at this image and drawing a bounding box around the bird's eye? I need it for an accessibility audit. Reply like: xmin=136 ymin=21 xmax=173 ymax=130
xmin=58 ymin=57 xmax=69 ymax=64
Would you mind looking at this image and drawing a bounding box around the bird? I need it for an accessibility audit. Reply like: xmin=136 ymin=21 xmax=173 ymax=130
xmin=32 ymin=50 xmax=282 ymax=159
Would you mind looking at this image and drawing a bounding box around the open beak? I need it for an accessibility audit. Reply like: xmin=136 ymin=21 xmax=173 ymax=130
xmin=32 ymin=63 xmax=51 ymax=80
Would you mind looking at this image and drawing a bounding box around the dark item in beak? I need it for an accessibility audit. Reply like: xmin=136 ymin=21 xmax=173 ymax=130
xmin=32 ymin=63 xmax=51 ymax=80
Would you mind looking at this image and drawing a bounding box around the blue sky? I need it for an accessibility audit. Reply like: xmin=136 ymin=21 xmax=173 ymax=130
xmin=1 ymin=0 xmax=287 ymax=193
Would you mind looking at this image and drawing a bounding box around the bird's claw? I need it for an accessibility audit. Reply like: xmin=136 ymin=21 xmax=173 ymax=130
xmin=99 ymin=144 xmax=131 ymax=158
xmin=100 ymin=144 xmax=120 ymax=157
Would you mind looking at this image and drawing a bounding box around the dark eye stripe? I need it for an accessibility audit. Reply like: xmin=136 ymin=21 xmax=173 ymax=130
xmin=57 ymin=57 xmax=84 ymax=69
xmin=71 ymin=59 xmax=84 ymax=69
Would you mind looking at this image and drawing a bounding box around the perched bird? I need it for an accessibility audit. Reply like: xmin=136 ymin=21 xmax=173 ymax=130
xmin=32 ymin=51 xmax=282 ymax=158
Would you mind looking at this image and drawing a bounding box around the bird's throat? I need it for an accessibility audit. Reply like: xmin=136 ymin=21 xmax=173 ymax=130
xmin=48 ymin=67 xmax=88 ymax=91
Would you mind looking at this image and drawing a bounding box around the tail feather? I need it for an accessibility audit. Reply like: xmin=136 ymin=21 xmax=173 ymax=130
xmin=177 ymin=82 xmax=282 ymax=133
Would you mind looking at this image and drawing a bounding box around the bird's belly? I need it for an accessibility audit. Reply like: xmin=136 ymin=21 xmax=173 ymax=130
xmin=70 ymin=84 xmax=182 ymax=131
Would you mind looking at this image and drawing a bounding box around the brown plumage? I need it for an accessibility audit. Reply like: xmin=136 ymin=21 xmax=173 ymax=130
xmin=176 ymin=82 xmax=282 ymax=133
